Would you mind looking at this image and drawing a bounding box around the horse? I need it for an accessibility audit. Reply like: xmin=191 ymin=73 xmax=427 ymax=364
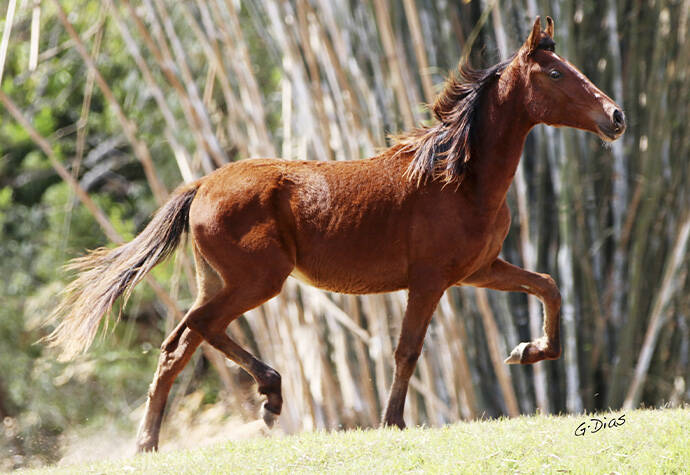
xmin=45 ymin=16 xmax=625 ymax=452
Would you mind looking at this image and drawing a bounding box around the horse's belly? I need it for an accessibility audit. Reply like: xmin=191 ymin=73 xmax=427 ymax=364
xmin=289 ymin=258 xmax=407 ymax=294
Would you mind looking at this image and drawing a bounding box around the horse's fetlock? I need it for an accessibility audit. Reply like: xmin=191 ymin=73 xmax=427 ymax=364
xmin=546 ymin=342 xmax=562 ymax=359
xmin=258 ymin=368 xmax=281 ymax=394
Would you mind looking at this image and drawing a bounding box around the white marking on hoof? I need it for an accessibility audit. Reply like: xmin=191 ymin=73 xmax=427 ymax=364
xmin=505 ymin=342 xmax=529 ymax=364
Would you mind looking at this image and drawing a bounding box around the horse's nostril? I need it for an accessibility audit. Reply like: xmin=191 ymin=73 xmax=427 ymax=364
xmin=612 ymin=109 xmax=625 ymax=130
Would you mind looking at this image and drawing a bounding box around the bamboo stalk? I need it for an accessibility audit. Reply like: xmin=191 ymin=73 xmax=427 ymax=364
xmin=475 ymin=289 xmax=519 ymax=417
xmin=262 ymin=0 xmax=328 ymax=160
xmin=109 ymin=1 xmax=195 ymax=182
xmin=295 ymin=0 xmax=335 ymax=161
xmin=147 ymin=0 xmax=230 ymax=169
xmin=277 ymin=296 xmax=322 ymax=430
xmin=448 ymin=4 xmax=466 ymax=51
xmin=345 ymin=295 xmax=379 ymax=426
xmin=605 ymin=0 xmax=629 ymax=329
xmin=141 ymin=0 xmax=230 ymax=169
xmin=608 ymin=4 xmax=672 ymax=406
xmin=120 ymin=0 xmax=218 ymax=172
xmin=178 ymin=2 xmax=253 ymax=157
xmin=438 ymin=292 xmax=477 ymax=419
xmin=402 ymin=0 xmax=434 ymax=105
xmin=362 ymin=295 xmax=391 ymax=407
xmin=214 ymin=0 xmax=276 ymax=156
xmin=61 ymin=2 xmax=109 ymax=252
xmin=372 ymin=0 xmax=416 ymax=130
xmin=0 ymin=0 xmax=17 ymax=84
xmin=433 ymin=314 xmax=461 ymax=421
xmin=550 ymin=3 xmax=583 ymax=413
xmin=460 ymin=0 xmax=495 ymax=62
xmin=281 ymin=77 xmax=293 ymax=158
xmin=29 ymin=1 xmax=40 ymax=71
xmin=313 ymin=0 xmax=380 ymax=148
xmin=50 ymin=0 xmax=169 ymax=204
xmin=623 ymin=212 xmax=690 ymax=409
xmin=323 ymin=309 xmax=359 ymax=427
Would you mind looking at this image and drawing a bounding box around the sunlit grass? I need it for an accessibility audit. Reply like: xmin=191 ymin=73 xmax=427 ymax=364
xmin=18 ymin=407 xmax=689 ymax=474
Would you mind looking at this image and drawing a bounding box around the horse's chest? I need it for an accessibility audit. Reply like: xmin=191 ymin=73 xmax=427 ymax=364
xmin=440 ymin=205 xmax=512 ymax=280
xmin=474 ymin=205 xmax=511 ymax=262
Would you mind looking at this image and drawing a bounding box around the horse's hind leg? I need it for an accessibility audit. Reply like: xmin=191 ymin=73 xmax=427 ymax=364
xmin=182 ymin=248 xmax=293 ymax=429
xmin=183 ymin=276 xmax=290 ymax=428
xmin=135 ymin=246 xmax=221 ymax=452
xmin=136 ymin=325 xmax=202 ymax=452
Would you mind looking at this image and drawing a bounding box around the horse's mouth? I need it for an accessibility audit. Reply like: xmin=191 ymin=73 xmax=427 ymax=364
xmin=596 ymin=124 xmax=624 ymax=142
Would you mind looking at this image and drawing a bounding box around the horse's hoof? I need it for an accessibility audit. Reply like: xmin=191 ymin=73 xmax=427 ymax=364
xmin=381 ymin=417 xmax=406 ymax=429
xmin=505 ymin=342 xmax=530 ymax=364
xmin=261 ymin=404 xmax=280 ymax=429
xmin=135 ymin=442 xmax=158 ymax=453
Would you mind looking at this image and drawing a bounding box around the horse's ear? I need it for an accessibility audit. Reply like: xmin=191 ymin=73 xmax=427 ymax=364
xmin=545 ymin=16 xmax=555 ymax=38
xmin=522 ymin=16 xmax=542 ymax=55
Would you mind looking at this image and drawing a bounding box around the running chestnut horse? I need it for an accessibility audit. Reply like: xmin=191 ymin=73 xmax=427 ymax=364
xmin=46 ymin=17 xmax=625 ymax=451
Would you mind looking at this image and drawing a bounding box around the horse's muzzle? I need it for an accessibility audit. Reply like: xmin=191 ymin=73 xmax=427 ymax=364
xmin=597 ymin=108 xmax=626 ymax=141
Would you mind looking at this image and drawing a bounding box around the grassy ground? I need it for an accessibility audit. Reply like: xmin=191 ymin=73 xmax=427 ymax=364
xmin=19 ymin=408 xmax=689 ymax=474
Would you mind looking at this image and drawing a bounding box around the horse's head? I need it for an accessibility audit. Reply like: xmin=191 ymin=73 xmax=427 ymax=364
xmin=509 ymin=16 xmax=626 ymax=141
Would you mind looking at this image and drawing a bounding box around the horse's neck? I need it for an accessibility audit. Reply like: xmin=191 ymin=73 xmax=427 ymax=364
xmin=460 ymin=78 xmax=534 ymax=213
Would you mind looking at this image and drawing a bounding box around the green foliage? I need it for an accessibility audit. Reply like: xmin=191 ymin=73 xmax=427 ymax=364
xmin=0 ymin=1 xmax=177 ymax=467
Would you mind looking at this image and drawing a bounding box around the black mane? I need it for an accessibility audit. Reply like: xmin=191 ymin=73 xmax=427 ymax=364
xmin=396 ymin=55 xmax=515 ymax=186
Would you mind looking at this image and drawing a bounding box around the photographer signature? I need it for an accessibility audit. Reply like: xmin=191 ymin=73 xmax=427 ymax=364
xmin=574 ymin=414 xmax=626 ymax=436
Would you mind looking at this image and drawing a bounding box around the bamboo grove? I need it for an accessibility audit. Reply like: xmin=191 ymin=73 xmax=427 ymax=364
xmin=0 ymin=0 xmax=688 ymax=466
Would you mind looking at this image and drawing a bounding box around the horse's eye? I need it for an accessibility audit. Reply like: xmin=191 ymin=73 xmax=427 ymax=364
xmin=550 ymin=70 xmax=562 ymax=80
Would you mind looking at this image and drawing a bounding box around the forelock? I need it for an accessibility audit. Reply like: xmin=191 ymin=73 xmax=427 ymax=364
xmin=537 ymin=36 xmax=556 ymax=52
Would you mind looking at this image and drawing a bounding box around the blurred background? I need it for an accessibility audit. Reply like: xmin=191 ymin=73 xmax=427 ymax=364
xmin=0 ymin=0 xmax=688 ymax=469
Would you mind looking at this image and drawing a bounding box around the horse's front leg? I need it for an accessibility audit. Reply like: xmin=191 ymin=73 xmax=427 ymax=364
xmin=463 ymin=258 xmax=562 ymax=364
xmin=382 ymin=281 xmax=445 ymax=428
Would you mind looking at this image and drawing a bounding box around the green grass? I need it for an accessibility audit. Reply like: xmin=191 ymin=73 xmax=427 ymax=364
xmin=20 ymin=408 xmax=689 ymax=474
